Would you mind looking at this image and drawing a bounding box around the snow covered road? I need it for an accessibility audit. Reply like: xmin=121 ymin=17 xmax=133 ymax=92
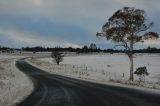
xmin=16 ymin=59 xmax=160 ymax=106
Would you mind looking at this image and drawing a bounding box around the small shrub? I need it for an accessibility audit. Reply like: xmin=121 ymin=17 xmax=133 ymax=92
xmin=107 ymin=65 xmax=111 ymax=67
xmin=51 ymin=51 xmax=64 ymax=65
xmin=153 ymin=84 xmax=156 ymax=89
xmin=134 ymin=66 xmax=149 ymax=82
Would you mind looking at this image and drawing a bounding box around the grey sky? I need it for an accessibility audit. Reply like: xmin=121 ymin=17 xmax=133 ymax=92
xmin=0 ymin=0 xmax=159 ymax=48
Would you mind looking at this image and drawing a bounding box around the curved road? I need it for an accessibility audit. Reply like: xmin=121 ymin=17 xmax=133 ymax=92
xmin=16 ymin=59 xmax=160 ymax=106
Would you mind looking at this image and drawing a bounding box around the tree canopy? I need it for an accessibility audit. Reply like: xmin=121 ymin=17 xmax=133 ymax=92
xmin=97 ymin=7 xmax=158 ymax=49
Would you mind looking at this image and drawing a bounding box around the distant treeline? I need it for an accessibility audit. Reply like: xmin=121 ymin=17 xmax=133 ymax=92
xmin=1 ymin=46 xmax=160 ymax=53
xmin=17 ymin=46 xmax=160 ymax=53
xmin=21 ymin=46 xmax=102 ymax=53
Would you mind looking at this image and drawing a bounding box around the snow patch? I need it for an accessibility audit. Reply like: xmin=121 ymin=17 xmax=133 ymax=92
xmin=0 ymin=54 xmax=34 ymax=106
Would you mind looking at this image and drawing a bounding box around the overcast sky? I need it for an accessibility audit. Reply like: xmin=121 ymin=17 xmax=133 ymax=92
xmin=0 ymin=0 xmax=160 ymax=49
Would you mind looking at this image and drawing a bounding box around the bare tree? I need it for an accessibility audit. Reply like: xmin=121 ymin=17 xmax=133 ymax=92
xmin=51 ymin=51 xmax=64 ymax=65
xmin=97 ymin=7 xmax=159 ymax=81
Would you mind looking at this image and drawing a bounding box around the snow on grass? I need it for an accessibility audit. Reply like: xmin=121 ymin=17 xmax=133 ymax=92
xmin=65 ymin=54 xmax=160 ymax=82
xmin=0 ymin=54 xmax=34 ymax=106
xmin=38 ymin=54 xmax=160 ymax=81
xmin=27 ymin=53 xmax=160 ymax=90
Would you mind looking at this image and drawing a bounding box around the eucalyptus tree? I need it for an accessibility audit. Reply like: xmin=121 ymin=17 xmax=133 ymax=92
xmin=97 ymin=7 xmax=159 ymax=81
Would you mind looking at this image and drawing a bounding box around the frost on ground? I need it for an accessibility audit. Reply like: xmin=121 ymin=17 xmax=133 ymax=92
xmin=27 ymin=53 xmax=160 ymax=90
xmin=0 ymin=54 xmax=34 ymax=106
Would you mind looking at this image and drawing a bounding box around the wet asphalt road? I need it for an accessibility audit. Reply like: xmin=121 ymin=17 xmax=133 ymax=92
xmin=16 ymin=59 xmax=160 ymax=106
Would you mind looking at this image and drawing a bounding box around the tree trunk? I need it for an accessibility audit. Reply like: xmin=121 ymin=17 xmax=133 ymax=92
xmin=129 ymin=37 xmax=134 ymax=81
xmin=129 ymin=54 xmax=134 ymax=81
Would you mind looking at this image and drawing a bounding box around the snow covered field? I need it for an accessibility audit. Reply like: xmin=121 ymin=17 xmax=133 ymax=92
xmin=63 ymin=53 xmax=160 ymax=82
xmin=1 ymin=52 xmax=159 ymax=105
xmin=27 ymin=53 xmax=160 ymax=89
xmin=0 ymin=54 xmax=34 ymax=106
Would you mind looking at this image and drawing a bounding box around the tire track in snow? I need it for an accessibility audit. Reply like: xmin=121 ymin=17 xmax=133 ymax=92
xmin=35 ymin=82 xmax=48 ymax=106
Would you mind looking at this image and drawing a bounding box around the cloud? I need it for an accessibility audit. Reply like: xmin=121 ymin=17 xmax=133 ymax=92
xmin=143 ymin=39 xmax=160 ymax=46
xmin=0 ymin=0 xmax=159 ymax=48
xmin=0 ymin=28 xmax=81 ymax=48
xmin=0 ymin=0 xmax=159 ymax=26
